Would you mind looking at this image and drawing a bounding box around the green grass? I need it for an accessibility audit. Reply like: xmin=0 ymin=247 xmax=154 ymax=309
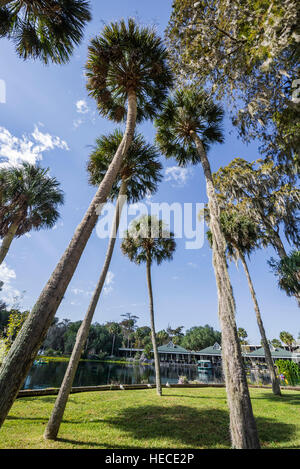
xmin=1 ymin=388 xmax=299 ymax=449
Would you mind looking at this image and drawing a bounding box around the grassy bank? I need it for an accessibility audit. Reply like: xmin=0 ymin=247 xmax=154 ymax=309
xmin=1 ymin=387 xmax=299 ymax=449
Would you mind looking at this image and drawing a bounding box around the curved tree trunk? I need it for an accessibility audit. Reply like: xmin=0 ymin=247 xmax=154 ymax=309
xmin=146 ymin=257 xmax=162 ymax=396
xmin=190 ymin=130 xmax=260 ymax=449
xmin=0 ymin=90 xmax=137 ymax=428
xmin=43 ymin=180 xmax=127 ymax=440
xmin=238 ymin=251 xmax=281 ymax=396
xmin=0 ymin=219 xmax=19 ymax=265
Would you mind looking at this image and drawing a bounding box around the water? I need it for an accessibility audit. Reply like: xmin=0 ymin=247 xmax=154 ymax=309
xmin=22 ymin=361 xmax=271 ymax=390
xmin=23 ymin=361 xmax=218 ymax=390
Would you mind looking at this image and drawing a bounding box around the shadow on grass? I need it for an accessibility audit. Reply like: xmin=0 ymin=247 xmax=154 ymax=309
xmin=103 ymin=405 xmax=296 ymax=448
xmin=252 ymin=392 xmax=300 ymax=406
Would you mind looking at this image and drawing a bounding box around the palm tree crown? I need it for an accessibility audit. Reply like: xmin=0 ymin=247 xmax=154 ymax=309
xmin=0 ymin=0 xmax=91 ymax=64
xmin=206 ymin=206 xmax=262 ymax=260
xmin=86 ymin=18 xmax=174 ymax=123
xmin=0 ymin=162 xmax=64 ymax=237
xmin=155 ymin=87 xmax=224 ymax=165
xmin=121 ymin=215 xmax=176 ymax=266
xmin=87 ymin=129 xmax=163 ymax=203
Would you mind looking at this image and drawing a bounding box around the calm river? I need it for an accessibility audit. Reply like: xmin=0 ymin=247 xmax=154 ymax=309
xmin=23 ymin=361 xmax=205 ymax=390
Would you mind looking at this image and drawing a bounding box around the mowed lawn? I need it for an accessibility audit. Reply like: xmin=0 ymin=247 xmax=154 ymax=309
xmin=1 ymin=387 xmax=299 ymax=449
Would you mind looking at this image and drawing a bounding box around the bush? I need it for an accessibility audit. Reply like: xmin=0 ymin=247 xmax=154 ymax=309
xmin=276 ymin=360 xmax=300 ymax=386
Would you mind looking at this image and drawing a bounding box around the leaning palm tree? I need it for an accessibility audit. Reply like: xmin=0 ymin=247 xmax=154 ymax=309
xmin=43 ymin=130 xmax=162 ymax=440
xmin=207 ymin=206 xmax=281 ymax=396
xmin=0 ymin=0 xmax=91 ymax=63
xmin=155 ymin=87 xmax=260 ymax=448
xmin=121 ymin=215 xmax=176 ymax=396
xmin=0 ymin=19 xmax=173 ymax=428
xmin=0 ymin=162 xmax=64 ymax=265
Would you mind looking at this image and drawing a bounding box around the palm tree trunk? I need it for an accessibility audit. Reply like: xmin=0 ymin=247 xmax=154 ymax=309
xmin=111 ymin=334 xmax=116 ymax=356
xmin=0 ymin=219 xmax=19 ymax=265
xmin=43 ymin=180 xmax=127 ymax=440
xmin=146 ymin=256 xmax=162 ymax=396
xmin=190 ymin=130 xmax=260 ymax=449
xmin=0 ymin=90 xmax=137 ymax=428
xmin=238 ymin=251 xmax=281 ymax=396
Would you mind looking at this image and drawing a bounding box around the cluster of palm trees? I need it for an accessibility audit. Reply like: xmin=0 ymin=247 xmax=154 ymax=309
xmin=0 ymin=5 xmax=299 ymax=450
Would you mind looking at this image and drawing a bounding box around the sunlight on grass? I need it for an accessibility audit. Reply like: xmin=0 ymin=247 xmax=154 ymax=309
xmin=1 ymin=388 xmax=299 ymax=449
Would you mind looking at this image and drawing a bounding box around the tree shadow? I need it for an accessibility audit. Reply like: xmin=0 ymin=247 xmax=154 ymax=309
xmin=252 ymin=392 xmax=300 ymax=406
xmin=104 ymin=405 xmax=296 ymax=448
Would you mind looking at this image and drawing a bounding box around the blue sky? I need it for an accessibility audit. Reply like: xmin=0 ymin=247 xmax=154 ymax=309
xmin=0 ymin=0 xmax=299 ymax=344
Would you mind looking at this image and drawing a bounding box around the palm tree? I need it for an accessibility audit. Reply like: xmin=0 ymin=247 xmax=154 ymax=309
xmin=207 ymin=206 xmax=281 ymax=396
xmin=0 ymin=18 xmax=172 ymax=428
xmin=106 ymin=322 xmax=121 ymax=356
xmin=279 ymin=331 xmax=295 ymax=352
xmin=121 ymin=215 xmax=176 ymax=396
xmin=155 ymin=87 xmax=260 ymax=448
xmin=0 ymin=0 xmax=91 ymax=63
xmin=213 ymin=158 xmax=300 ymax=305
xmin=0 ymin=162 xmax=64 ymax=265
xmin=43 ymin=130 xmax=162 ymax=440
xmin=269 ymin=251 xmax=300 ymax=305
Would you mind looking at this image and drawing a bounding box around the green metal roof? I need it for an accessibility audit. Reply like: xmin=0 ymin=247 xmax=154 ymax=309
xmin=157 ymin=341 xmax=190 ymax=354
xmin=245 ymin=347 xmax=293 ymax=358
xmin=197 ymin=343 xmax=222 ymax=356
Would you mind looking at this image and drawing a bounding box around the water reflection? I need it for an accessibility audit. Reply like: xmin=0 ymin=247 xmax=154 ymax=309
xmin=22 ymin=361 xmax=272 ymax=390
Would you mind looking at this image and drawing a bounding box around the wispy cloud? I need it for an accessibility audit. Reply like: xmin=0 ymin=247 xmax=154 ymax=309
xmin=0 ymin=262 xmax=22 ymax=307
xmin=104 ymin=271 xmax=114 ymax=295
xmin=0 ymin=125 xmax=69 ymax=167
xmin=165 ymin=166 xmax=193 ymax=187
xmin=76 ymin=99 xmax=89 ymax=114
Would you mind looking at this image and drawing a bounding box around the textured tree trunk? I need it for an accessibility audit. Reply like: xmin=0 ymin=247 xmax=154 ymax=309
xmin=0 ymin=219 xmax=19 ymax=265
xmin=238 ymin=251 xmax=281 ymax=396
xmin=190 ymin=131 xmax=260 ymax=449
xmin=146 ymin=257 xmax=162 ymax=396
xmin=0 ymin=91 xmax=137 ymax=428
xmin=43 ymin=180 xmax=128 ymax=440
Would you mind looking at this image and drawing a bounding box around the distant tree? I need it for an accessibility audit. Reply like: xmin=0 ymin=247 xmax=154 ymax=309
xmin=121 ymin=215 xmax=176 ymax=397
xmin=237 ymin=328 xmax=248 ymax=345
xmin=156 ymin=329 xmax=170 ymax=346
xmin=182 ymin=325 xmax=221 ymax=351
xmin=279 ymin=331 xmax=295 ymax=351
xmin=271 ymin=339 xmax=282 ymax=349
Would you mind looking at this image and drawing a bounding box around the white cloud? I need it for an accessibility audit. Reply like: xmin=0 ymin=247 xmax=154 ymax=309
xmin=104 ymin=271 xmax=115 ymax=295
xmin=0 ymin=263 xmax=21 ymax=307
xmin=0 ymin=125 xmax=69 ymax=167
xmin=165 ymin=166 xmax=193 ymax=187
xmin=76 ymin=99 xmax=89 ymax=114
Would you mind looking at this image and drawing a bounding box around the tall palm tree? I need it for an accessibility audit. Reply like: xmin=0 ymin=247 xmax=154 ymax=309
xmin=155 ymin=87 xmax=260 ymax=448
xmin=106 ymin=322 xmax=121 ymax=356
xmin=0 ymin=0 xmax=91 ymax=63
xmin=43 ymin=130 xmax=162 ymax=440
xmin=121 ymin=215 xmax=176 ymax=396
xmin=0 ymin=162 xmax=64 ymax=265
xmin=207 ymin=206 xmax=281 ymax=396
xmin=0 ymin=19 xmax=173 ymax=428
